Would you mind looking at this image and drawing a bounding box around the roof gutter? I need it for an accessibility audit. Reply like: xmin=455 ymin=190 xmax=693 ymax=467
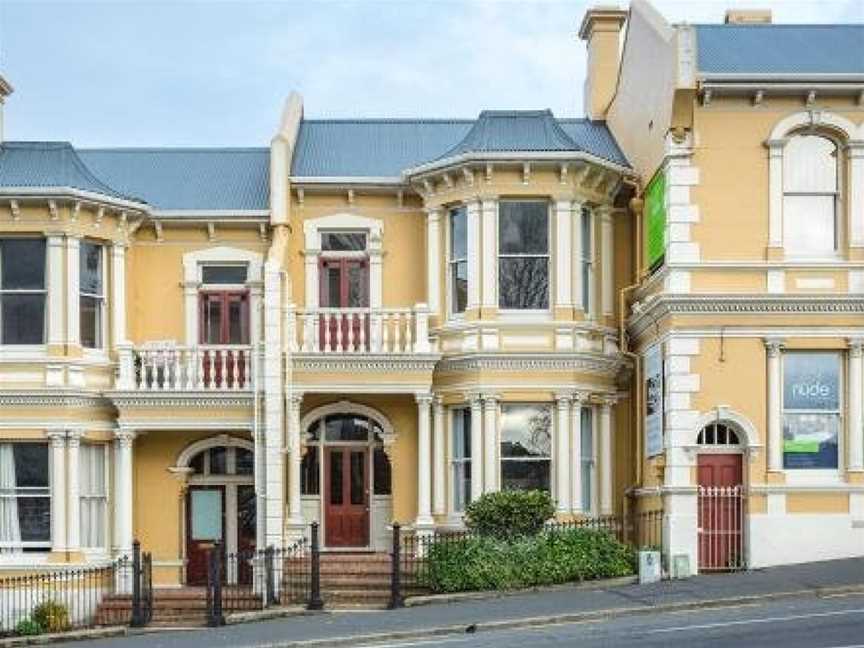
xmin=700 ymin=72 xmax=864 ymax=83
xmin=289 ymin=176 xmax=404 ymax=186
xmin=0 ymin=186 xmax=148 ymax=212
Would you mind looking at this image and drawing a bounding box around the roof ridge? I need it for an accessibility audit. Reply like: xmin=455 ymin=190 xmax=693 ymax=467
xmin=694 ymin=23 xmax=864 ymax=28
xmin=301 ymin=117 xmax=476 ymax=124
xmin=79 ymin=147 xmax=269 ymax=153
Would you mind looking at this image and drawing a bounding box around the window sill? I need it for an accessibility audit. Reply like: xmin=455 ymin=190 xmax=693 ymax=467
xmin=497 ymin=310 xmax=553 ymax=323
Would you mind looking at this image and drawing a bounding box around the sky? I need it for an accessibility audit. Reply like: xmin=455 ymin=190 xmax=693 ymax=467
xmin=1 ymin=0 xmax=862 ymax=147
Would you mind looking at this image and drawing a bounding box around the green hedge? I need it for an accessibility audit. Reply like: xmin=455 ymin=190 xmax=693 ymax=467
xmin=421 ymin=528 xmax=636 ymax=593
xmin=464 ymin=490 xmax=555 ymax=538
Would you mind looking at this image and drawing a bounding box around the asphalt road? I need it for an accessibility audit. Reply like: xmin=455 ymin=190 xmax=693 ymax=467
xmin=356 ymin=593 xmax=864 ymax=648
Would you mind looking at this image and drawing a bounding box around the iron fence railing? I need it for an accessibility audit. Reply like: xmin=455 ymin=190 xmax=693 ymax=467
xmin=0 ymin=556 xmax=130 ymax=637
xmin=698 ymin=485 xmax=746 ymax=572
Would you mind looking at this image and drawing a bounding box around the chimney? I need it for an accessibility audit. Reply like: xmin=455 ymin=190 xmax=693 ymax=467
xmin=0 ymin=74 xmax=12 ymax=144
xmin=578 ymin=6 xmax=628 ymax=120
xmin=724 ymin=9 xmax=772 ymax=24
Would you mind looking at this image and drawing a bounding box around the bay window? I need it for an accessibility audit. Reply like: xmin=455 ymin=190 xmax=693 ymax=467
xmin=500 ymin=404 xmax=551 ymax=491
xmin=783 ymin=135 xmax=838 ymax=257
xmin=0 ymin=443 xmax=50 ymax=551
xmin=782 ymin=352 xmax=840 ymax=470
xmin=80 ymin=241 xmax=105 ymax=349
xmin=451 ymin=408 xmax=472 ymax=511
xmin=0 ymin=239 xmax=46 ymax=345
xmin=79 ymin=444 xmax=107 ymax=549
xmin=449 ymin=207 xmax=468 ymax=314
xmin=498 ymin=201 xmax=549 ymax=310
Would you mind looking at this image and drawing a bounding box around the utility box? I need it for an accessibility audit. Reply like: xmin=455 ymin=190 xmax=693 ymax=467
xmin=638 ymin=550 xmax=662 ymax=584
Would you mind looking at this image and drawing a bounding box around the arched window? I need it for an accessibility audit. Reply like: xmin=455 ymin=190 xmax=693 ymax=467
xmin=697 ymin=422 xmax=741 ymax=446
xmin=188 ymin=445 xmax=254 ymax=476
xmin=783 ymin=134 xmax=838 ymax=257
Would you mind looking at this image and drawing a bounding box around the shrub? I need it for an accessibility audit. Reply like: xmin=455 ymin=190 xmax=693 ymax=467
xmin=32 ymin=600 xmax=70 ymax=633
xmin=14 ymin=618 xmax=43 ymax=636
xmin=464 ymin=490 xmax=555 ymax=538
xmin=422 ymin=527 xmax=636 ymax=593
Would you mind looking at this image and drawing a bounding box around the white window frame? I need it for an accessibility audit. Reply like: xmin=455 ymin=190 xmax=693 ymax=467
xmin=449 ymin=407 xmax=472 ymax=514
xmin=448 ymin=207 xmax=468 ymax=317
xmin=499 ymin=403 xmax=553 ymax=492
xmin=0 ymin=238 xmax=48 ymax=347
xmin=79 ymin=240 xmax=106 ymax=351
xmin=497 ymin=200 xmax=551 ymax=314
xmin=79 ymin=443 xmax=108 ymax=551
xmin=0 ymin=441 xmax=51 ymax=552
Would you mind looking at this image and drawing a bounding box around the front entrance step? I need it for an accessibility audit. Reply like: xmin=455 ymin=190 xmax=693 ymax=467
xmin=316 ymin=552 xmax=428 ymax=607
xmin=95 ymin=587 xmax=263 ymax=626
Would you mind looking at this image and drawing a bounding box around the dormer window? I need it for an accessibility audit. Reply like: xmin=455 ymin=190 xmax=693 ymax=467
xmin=498 ymin=201 xmax=549 ymax=310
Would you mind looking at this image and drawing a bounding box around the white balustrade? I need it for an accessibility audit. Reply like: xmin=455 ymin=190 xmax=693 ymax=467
xmin=117 ymin=344 xmax=254 ymax=392
xmin=294 ymin=304 xmax=431 ymax=355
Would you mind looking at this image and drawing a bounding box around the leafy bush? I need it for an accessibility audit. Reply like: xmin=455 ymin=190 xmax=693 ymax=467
xmin=422 ymin=528 xmax=636 ymax=593
xmin=32 ymin=600 xmax=70 ymax=633
xmin=14 ymin=618 xmax=43 ymax=636
xmin=464 ymin=490 xmax=555 ymax=538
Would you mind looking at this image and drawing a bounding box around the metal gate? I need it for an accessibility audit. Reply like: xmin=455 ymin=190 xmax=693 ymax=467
xmin=130 ymin=540 xmax=153 ymax=627
xmin=698 ymin=485 xmax=745 ymax=572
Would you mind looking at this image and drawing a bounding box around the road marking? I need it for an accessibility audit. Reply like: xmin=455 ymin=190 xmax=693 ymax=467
xmin=643 ymin=607 xmax=864 ymax=635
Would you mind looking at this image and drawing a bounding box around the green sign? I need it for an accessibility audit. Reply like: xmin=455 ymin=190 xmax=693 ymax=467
xmin=644 ymin=171 xmax=666 ymax=270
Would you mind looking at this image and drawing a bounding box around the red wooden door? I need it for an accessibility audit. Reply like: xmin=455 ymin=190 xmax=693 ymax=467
xmin=318 ymin=258 xmax=369 ymax=351
xmin=186 ymin=485 xmax=226 ymax=585
xmin=324 ymin=448 xmax=369 ymax=547
xmin=199 ymin=291 xmax=249 ymax=386
xmin=697 ymin=454 xmax=744 ymax=571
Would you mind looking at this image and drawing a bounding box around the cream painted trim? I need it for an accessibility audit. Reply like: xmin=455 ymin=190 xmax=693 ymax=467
xmin=768 ymin=110 xmax=859 ymax=142
xmin=173 ymin=433 xmax=254 ymax=470
xmin=299 ymin=400 xmax=397 ymax=449
xmin=404 ymin=150 xmax=635 ymax=179
xmin=290 ymin=176 xmax=403 ymax=185
xmin=0 ymin=187 xmax=147 ymax=212
xmin=692 ymin=408 xmax=761 ymax=451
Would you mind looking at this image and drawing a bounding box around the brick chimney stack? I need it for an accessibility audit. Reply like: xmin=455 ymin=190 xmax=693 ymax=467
xmin=578 ymin=6 xmax=628 ymax=120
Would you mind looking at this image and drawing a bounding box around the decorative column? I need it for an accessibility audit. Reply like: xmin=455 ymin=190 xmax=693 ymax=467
xmin=47 ymin=430 xmax=67 ymax=554
xmin=66 ymin=429 xmax=84 ymax=554
xmin=600 ymin=209 xmax=614 ymax=318
xmin=286 ymin=393 xmax=304 ymax=529
xmin=571 ymin=203 xmax=584 ymax=313
xmin=425 ymin=207 xmax=442 ymax=319
xmin=482 ymin=394 xmax=499 ymax=493
xmin=570 ymin=392 xmax=587 ymax=513
xmin=480 ymin=197 xmax=498 ymax=316
xmin=765 ymin=339 xmax=784 ymax=472
xmin=598 ymin=398 xmax=614 ymax=515
xmin=554 ymin=200 xmax=573 ymax=318
xmin=469 ymin=394 xmax=484 ymax=503
xmin=262 ymin=259 xmax=285 ymax=549
xmin=66 ymin=235 xmax=81 ymax=349
xmin=849 ymin=143 xmax=864 ymax=251
xmin=113 ymin=427 xmax=136 ymax=558
xmin=848 ymin=339 xmax=864 ymax=472
xmin=767 ymin=140 xmax=785 ymax=250
xmin=432 ymin=396 xmax=446 ymax=517
xmin=46 ymin=235 xmax=65 ymax=350
xmin=554 ymin=394 xmax=571 ymax=514
xmin=110 ymin=243 xmax=127 ymax=347
xmin=466 ymin=200 xmax=481 ymax=313
xmin=415 ymin=393 xmax=434 ymax=528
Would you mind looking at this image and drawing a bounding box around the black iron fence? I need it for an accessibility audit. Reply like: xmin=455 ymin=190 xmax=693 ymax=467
xmin=130 ymin=541 xmax=153 ymax=627
xmin=0 ymin=555 xmax=131 ymax=637
xmin=204 ymin=528 xmax=314 ymax=626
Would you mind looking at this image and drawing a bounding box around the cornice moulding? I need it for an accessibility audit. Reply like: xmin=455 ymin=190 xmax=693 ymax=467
xmin=435 ymin=352 xmax=627 ymax=375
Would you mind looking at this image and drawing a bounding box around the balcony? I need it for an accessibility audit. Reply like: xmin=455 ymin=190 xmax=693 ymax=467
xmin=115 ymin=343 xmax=254 ymax=392
xmin=292 ymin=304 xmax=431 ymax=354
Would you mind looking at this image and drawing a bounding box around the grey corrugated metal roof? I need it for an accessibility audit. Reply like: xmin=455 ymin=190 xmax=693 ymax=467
xmin=0 ymin=141 xmax=142 ymax=203
xmin=79 ymin=148 xmax=269 ymax=211
xmin=696 ymin=24 xmax=864 ymax=75
xmin=292 ymin=113 xmax=628 ymax=177
xmin=291 ymin=119 xmax=474 ymax=178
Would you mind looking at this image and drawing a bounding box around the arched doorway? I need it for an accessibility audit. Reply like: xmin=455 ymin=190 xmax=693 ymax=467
xmin=176 ymin=438 xmax=255 ymax=584
xmin=300 ymin=404 xmax=393 ymax=549
xmin=696 ymin=421 xmax=745 ymax=572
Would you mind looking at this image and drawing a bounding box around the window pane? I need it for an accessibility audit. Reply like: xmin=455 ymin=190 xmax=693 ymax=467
xmin=498 ymin=202 xmax=548 ymax=254
xmin=209 ymin=447 xmax=227 ymax=475
xmin=189 ymin=452 xmax=205 ymax=475
xmin=451 ymin=261 xmax=467 ymax=313
xmin=373 ymin=448 xmax=391 ymax=495
xmin=17 ymin=497 xmax=50 ymax=542
xmin=322 ymin=232 xmax=366 ymax=251
xmin=329 ymin=451 xmax=343 ymax=505
xmin=783 ymin=413 xmax=839 ymax=469
xmin=499 ymin=257 xmax=549 ymax=309
xmin=202 ymin=265 xmax=247 ymax=285
xmin=783 ymin=195 xmax=835 ymax=256
xmin=203 ymin=296 xmax=223 ymax=344
xmin=501 ymin=460 xmax=550 ymax=492
xmin=227 ymin=297 xmax=248 ymax=344
xmin=236 ymin=448 xmax=254 ymax=475
xmin=80 ymin=295 xmax=101 ymax=348
xmin=501 ymin=405 xmax=551 ymax=458
xmin=452 ymin=409 xmax=471 ymax=460
xmin=350 ymin=451 xmax=365 ymax=505
xmin=347 ymin=263 xmax=369 ymax=307
xmin=190 ymin=490 xmax=222 ymax=540
xmin=580 ymin=408 xmax=593 ymax=511
xmin=783 ymin=135 xmax=837 ymax=193
xmin=2 ymin=294 xmax=45 ymax=344
xmin=13 ymin=444 xmax=49 ymax=488
xmin=80 ymin=242 xmax=102 ymax=295
xmin=450 ymin=207 xmax=467 ymax=260
xmin=325 ymin=415 xmax=369 ymax=442
xmin=783 ymin=353 xmax=840 ymax=411
xmin=581 ymin=460 xmax=592 ymax=511
xmin=301 ymin=447 xmax=319 ymax=495
xmin=1 ymin=239 xmax=45 ymax=289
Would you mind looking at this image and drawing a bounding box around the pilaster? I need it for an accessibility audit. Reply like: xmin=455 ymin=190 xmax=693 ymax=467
xmin=425 ymin=208 xmax=442 ymax=320
xmin=554 ymin=393 xmax=571 ymax=513
xmin=848 ymin=339 xmax=864 ymax=472
xmin=482 ymin=393 xmax=499 ymax=494
xmin=66 ymin=429 xmax=84 ymax=554
xmin=415 ymin=392 xmax=434 ymax=528
xmin=468 ymin=393 xmax=484 ymax=502
xmin=110 ymin=243 xmax=127 ymax=348
xmin=554 ymin=200 xmax=573 ymax=318
xmin=765 ymin=338 xmax=785 ymax=473
xmin=432 ymin=396 xmax=446 ymax=517
xmin=66 ymin=235 xmax=81 ymax=350
xmin=47 ymin=430 xmax=67 ymax=554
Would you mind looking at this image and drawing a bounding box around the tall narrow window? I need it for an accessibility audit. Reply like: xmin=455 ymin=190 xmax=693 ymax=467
xmin=580 ymin=407 xmax=594 ymax=512
xmin=0 ymin=443 xmax=50 ymax=551
xmin=498 ymin=201 xmax=549 ymax=310
xmin=449 ymin=207 xmax=468 ymax=314
xmin=451 ymin=408 xmax=472 ymax=511
xmin=782 ymin=352 xmax=840 ymax=470
xmin=783 ymin=135 xmax=838 ymax=257
xmin=500 ymin=404 xmax=551 ymax=491
xmin=79 ymin=444 xmax=107 ymax=549
xmin=0 ymin=239 xmax=46 ymax=345
xmin=581 ymin=208 xmax=593 ymax=314
xmin=80 ymin=241 xmax=104 ymax=349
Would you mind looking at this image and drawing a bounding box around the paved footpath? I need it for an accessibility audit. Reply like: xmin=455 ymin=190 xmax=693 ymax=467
xmin=56 ymin=557 xmax=864 ymax=648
